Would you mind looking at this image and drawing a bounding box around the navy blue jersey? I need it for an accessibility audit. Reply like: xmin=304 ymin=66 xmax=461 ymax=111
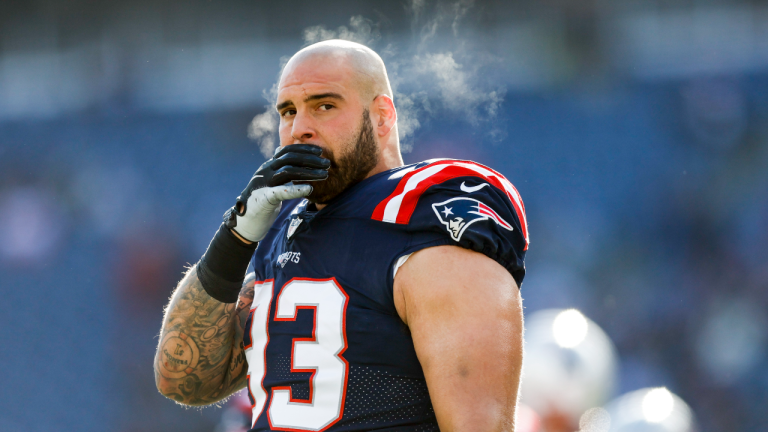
xmin=243 ymin=159 xmax=529 ymax=431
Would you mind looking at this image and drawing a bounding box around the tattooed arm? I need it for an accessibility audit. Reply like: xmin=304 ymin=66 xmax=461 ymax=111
xmin=154 ymin=265 xmax=255 ymax=406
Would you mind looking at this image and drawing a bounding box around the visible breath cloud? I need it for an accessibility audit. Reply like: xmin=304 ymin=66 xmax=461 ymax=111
xmin=247 ymin=109 xmax=278 ymax=158
xmin=392 ymin=0 xmax=506 ymax=149
xmin=248 ymin=1 xmax=505 ymax=155
xmin=247 ymin=81 xmax=282 ymax=158
xmin=303 ymin=16 xmax=381 ymax=46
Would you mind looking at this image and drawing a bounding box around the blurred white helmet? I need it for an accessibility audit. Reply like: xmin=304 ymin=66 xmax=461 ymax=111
xmin=597 ymin=387 xmax=697 ymax=432
xmin=520 ymin=308 xmax=619 ymax=424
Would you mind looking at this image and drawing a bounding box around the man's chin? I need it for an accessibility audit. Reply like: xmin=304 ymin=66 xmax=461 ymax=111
xmin=306 ymin=190 xmax=343 ymax=205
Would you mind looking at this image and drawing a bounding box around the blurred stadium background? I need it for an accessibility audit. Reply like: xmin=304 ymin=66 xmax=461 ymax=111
xmin=1 ymin=0 xmax=767 ymax=431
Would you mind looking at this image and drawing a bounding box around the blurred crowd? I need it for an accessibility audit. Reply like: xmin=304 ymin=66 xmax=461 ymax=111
xmin=1 ymin=1 xmax=767 ymax=432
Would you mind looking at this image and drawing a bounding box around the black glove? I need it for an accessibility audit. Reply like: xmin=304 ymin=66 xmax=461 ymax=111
xmin=224 ymin=144 xmax=330 ymax=242
xmin=198 ymin=144 xmax=330 ymax=303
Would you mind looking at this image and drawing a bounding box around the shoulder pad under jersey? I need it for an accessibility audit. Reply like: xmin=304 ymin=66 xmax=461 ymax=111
xmin=372 ymin=159 xmax=529 ymax=286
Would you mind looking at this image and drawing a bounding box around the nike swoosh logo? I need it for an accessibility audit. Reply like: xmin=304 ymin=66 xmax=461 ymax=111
xmin=460 ymin=182 xmax=490 ymax=193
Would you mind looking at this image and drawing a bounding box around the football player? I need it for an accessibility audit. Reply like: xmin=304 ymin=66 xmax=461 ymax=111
xmin=155 ymin=39 xmax=529 ymax=431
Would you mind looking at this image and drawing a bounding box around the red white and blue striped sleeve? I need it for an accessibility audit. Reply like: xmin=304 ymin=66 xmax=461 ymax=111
xmin=373 ymin=159 xmax=529 ymax=285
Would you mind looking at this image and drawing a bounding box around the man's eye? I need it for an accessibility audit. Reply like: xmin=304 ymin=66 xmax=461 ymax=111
xmin=318 ymin=104 xmax=334 ymax=111
xmin=281 ymin=109 xmax=296 ymax=117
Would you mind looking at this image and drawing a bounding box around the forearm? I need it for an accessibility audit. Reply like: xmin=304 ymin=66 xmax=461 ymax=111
xmin=154 ymin=264 xmax=254 ymax=406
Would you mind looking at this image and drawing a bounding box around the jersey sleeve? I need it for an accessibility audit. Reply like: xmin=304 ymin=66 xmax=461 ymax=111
xmin=372 ymin=160 xmax=529 ymax=286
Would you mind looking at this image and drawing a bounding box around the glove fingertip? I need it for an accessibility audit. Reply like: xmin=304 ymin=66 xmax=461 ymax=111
xmin=298 ymin=184 xmax=313 ymax=196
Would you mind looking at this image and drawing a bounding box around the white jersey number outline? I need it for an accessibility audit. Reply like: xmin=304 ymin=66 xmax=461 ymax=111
xmin=245 ymin=277 xmax=349 ymax=431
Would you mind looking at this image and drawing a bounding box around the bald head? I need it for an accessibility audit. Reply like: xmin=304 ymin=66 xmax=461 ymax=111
xmin=280 ymin=40 xmax=393 ymax=104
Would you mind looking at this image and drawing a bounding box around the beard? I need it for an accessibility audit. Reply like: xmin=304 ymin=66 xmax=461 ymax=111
xmin=303 ymin=109 xmax=379 ymax=204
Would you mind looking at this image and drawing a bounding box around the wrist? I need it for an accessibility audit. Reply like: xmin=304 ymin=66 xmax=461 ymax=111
xmin=197 ymin=223 xmax=258 ymax=303
xmin=230 ymin=228 xmax=254 ymax=245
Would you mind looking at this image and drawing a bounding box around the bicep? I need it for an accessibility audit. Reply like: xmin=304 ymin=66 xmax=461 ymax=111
xmin=395 ymin=246 xmax=524 ymax=432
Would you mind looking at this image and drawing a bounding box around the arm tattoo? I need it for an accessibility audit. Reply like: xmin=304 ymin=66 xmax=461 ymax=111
xmin=155 ymin=265 xmax=256 ymax=406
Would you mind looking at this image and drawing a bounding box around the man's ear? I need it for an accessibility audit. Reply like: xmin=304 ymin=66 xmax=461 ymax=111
xmin=372 ymin=95 xmax=397 ymax=137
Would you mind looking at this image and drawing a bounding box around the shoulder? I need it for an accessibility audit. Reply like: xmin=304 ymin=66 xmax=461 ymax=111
xmin=372 ymin=159 xmax=530 ymax=285
xmin=372 ymin=159 xmax=528 ymax=246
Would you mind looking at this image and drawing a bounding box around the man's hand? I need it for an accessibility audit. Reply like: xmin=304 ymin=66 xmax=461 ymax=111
xmin=394 ymin=246 xmax=524 ymax=431
xmin=225 ymin=144 xmax=330 ymax=242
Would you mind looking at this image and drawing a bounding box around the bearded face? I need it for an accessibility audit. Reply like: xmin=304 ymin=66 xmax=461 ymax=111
xmin=302 ymin=109 xmax=379 ymax=204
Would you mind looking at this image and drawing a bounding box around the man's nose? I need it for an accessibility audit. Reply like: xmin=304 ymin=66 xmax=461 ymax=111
xmin=290 ymin=111 xmax=316 ymax=143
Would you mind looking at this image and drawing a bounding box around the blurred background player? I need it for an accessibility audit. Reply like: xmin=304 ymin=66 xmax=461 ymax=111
xmin=517 ymin=308 xmax=697 ymax=432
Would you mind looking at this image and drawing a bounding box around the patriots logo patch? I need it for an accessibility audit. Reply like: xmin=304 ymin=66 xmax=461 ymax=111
xmin=286 ymin=217 xmax=302 ymax=239
xmin=432 ymin=197 xmax=514 ymax=241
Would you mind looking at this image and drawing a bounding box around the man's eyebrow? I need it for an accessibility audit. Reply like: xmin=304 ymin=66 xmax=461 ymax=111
xmin=275 ymin=93 xmax=344 ymax=112
xmin=303 ymin=92 xmax=345 ymax=103
xmin=276 ymin=100 xmax=293 ymax=112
